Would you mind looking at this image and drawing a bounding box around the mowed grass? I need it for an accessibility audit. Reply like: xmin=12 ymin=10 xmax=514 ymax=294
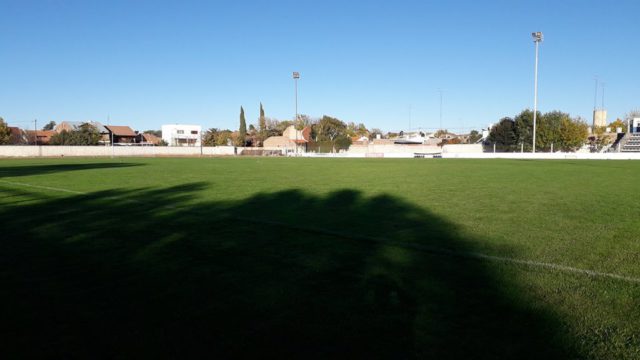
xmin=1 ymin=157 xmax=639 ymax=358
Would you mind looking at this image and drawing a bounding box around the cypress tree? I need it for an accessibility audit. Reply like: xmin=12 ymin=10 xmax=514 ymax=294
xmin=259 ymin=103 xmax=266 ymax=143
xmin=238 ymin=106 xmax=247 ymax=146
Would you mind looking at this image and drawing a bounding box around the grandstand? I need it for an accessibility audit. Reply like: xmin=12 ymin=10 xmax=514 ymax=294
xmin=620 ymin=132 xmax=640 ymax=152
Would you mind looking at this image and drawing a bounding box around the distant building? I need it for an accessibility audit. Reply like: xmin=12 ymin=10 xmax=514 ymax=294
xmin=24 ymin=130 xmax=56 ymax=145
xmin=140 ymin=132 xmax=162 ymax=145
xmin=350 ymin=135 xmax=370 ymax=145
xmin=593 ymin=109 xmax=607 ymax=128
xmin=633 ymin=118 xmax=640 ymax=133
xmin=55 ymin=121 xmax=111 ymax=145
xmin=8 ymin=127 xmax=26 ymax=144
xmin=393 ymin=131 xmax=439 ymax=145
xmin=161 ymin=124 xmax=201 ymax=146
xmin=104 ymin=125 xmax=137 ymax=144
xmin=263 ymin=125 xmax=310 ymax=153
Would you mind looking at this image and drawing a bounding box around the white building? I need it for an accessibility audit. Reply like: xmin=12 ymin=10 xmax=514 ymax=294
xmin=161 ymin=124 xmax=202 ymax=147
xmin=633 ymin=118 xmax=640 ymax=133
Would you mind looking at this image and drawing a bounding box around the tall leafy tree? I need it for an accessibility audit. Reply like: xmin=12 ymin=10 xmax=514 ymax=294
xmin=557 ymin=116 xmax=588 ymax=152
xmin=0 ymin=117 xmax=11 ymax=145
xmin=50 ymin=123 xmax=100 ymax=145
xmin=346 ymin=122 xmax=369 ymax=137
xmin=536 ymin=111 xmax=565 ymax=151
xmin=514 ymin=109 xmax=537 ymax=151
xmin=203 ymin=128 xmax=233 ymax=146
xmin=467 ymin=130 xmax=482 ymax=144
xmin=238 ymin=106 xmax=247 ymax=146
xmin=608 ymin=119 xmax=626 ymax=133
xmin=314 ymin=115 xmax=351 ymax=152
xmin=488 ymin=117 xmax=517 ymax=151
xmin=143 ymin=130 xmax=162 ymax=137
xmin=42 ymin=121 xmax=56 ymax=131
xmin=296 ymin=114 xmax=312 ymax=130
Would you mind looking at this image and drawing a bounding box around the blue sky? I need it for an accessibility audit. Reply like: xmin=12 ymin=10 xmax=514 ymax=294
xmin=2 ymin=0 xmax=639 ymax=133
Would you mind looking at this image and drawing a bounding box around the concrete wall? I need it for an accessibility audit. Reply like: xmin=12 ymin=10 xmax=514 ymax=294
xmin=441 ymin=144 xmax=483 ymax=153
xmin=0 ymin=146 xmax=236 ymax=158
xmin=442 ymin=152 xmax=640 ymax=160
xmin=3 ymin=145 xmax=640 ymax=160
xmin=348 ymin=144 xmax=441 ymax=154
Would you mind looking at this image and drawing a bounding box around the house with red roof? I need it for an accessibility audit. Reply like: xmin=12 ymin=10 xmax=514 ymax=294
xmin=104 ymin=125 xmax=137 ymax=144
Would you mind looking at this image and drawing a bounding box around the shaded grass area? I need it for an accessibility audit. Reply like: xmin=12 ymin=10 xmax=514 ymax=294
xmin=1 ymin=158 xmax=639 ymax=358
xmin=1 ymin=183 xmax=574 ymax=358
xmin=0 ymin=162 xmax=142 ymax=178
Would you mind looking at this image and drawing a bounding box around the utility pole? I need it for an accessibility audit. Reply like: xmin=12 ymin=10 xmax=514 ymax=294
xmin=293 ymin=71 xmax=300 ymax=156
xmin=531 ymin=32 xmax=543 ymax=153
xmin=108 ymin=114 xmax=114 ymax=158
xmin=593 ymin=76 xmax=598 ymax=111
xmin=438 ymin=89 xmax=443 ymax=132
xmin=34 ymin=119 xmax=38 ymax=146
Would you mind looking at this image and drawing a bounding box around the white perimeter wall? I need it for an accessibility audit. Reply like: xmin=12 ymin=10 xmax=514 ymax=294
xmin=442 ymin=152 xmax=640 ymax=160
xmin=349 ymin=144 xmax=441 ymax=154
xmin=0 ymin=146 xmax=236 ymax=157
xmin=2 ymin=145 xmax=640 ymax=160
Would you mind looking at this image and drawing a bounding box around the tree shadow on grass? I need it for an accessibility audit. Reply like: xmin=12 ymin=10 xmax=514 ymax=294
xmin=1 ymin=184 xmax=578 ymax=358
xmin=0 ymin=162 xmax=143 ymax=178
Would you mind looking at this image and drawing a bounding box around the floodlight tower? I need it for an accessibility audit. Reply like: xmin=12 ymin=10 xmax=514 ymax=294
xmin=293 ymin=71 xmax=300 ymax=155
xmin=531 ymin=31 xmax=543 ymax=153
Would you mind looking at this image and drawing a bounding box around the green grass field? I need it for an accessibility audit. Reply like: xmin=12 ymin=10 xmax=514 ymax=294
xmin=1 ymin=157 xmax=639 ymax=358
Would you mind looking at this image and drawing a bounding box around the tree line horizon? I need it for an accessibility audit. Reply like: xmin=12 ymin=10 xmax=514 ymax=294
xmin=1 ymin=106 xmax=637 ymax=151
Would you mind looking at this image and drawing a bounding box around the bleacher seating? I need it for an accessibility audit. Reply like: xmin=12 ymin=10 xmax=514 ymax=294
xmin=621 ymin=133 xmax=640 ymax=152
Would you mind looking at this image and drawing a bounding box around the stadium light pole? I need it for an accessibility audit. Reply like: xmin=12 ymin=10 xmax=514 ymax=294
xmin=531 ymin=31 xmax=543 ymax=153
xmin=293 ymin=71 xmax=300 ymax=155
xmin=438 ymin=89 xmax=443 ymax=132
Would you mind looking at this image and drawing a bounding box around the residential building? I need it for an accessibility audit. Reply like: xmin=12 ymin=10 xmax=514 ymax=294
xmin=161 ymin=124 xmax=201 ymax=146
xmin=393 ymin=131 xmax=440 ymax=145
xmin=104 ymin=125 xmax=137 ymax=144
xmin=139 ymin=132 xmax=163 ymax=145
xmin=55 ymin=121 xmax=111 ymax=145
xmin=263 ymin=125 xmax=310 ymax=153
xmin=351 ymin=135 xmax=370 ymax=145
xmin=8 ymin=127 xmax=25 ymax=144
xmin=24 ymin=130 xmax=56 ymax=145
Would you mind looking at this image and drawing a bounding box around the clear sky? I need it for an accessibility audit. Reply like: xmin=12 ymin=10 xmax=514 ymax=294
xmin=2 ymin=0 xmax=639 ymax=133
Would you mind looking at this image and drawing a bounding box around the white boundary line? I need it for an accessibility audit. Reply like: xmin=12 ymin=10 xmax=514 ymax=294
xmin=235 ymin=218 xmax=640 ymax=285
xmin=0 ymin=179 xmax=86 ymax=194
xmin=2 ymin=179 xmax=639 ymax=284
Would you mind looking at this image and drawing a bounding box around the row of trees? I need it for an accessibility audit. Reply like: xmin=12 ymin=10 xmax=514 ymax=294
xmin=212 ymin=104 xmax=487 ymax=151
xmin=203 ymin=105 xmax=357 ymax=151
xmin=0 ymin=117 xmax=105 ymax=146
xmin=0 ymin=118 xmax=11 ymax=144
xmin=0 ymin=118 xmax=169 ymax=146
xmin=50 ymin=124 xmax=102 ymax=145
xmin=487 ymin=110 xmax=589 ymax=152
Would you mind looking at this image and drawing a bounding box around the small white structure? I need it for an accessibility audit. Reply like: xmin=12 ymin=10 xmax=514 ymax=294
xmin=161 ymin=124 xmax=202 ymax=147
xmin=633 ymin=118 xmax=640 ymax=133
